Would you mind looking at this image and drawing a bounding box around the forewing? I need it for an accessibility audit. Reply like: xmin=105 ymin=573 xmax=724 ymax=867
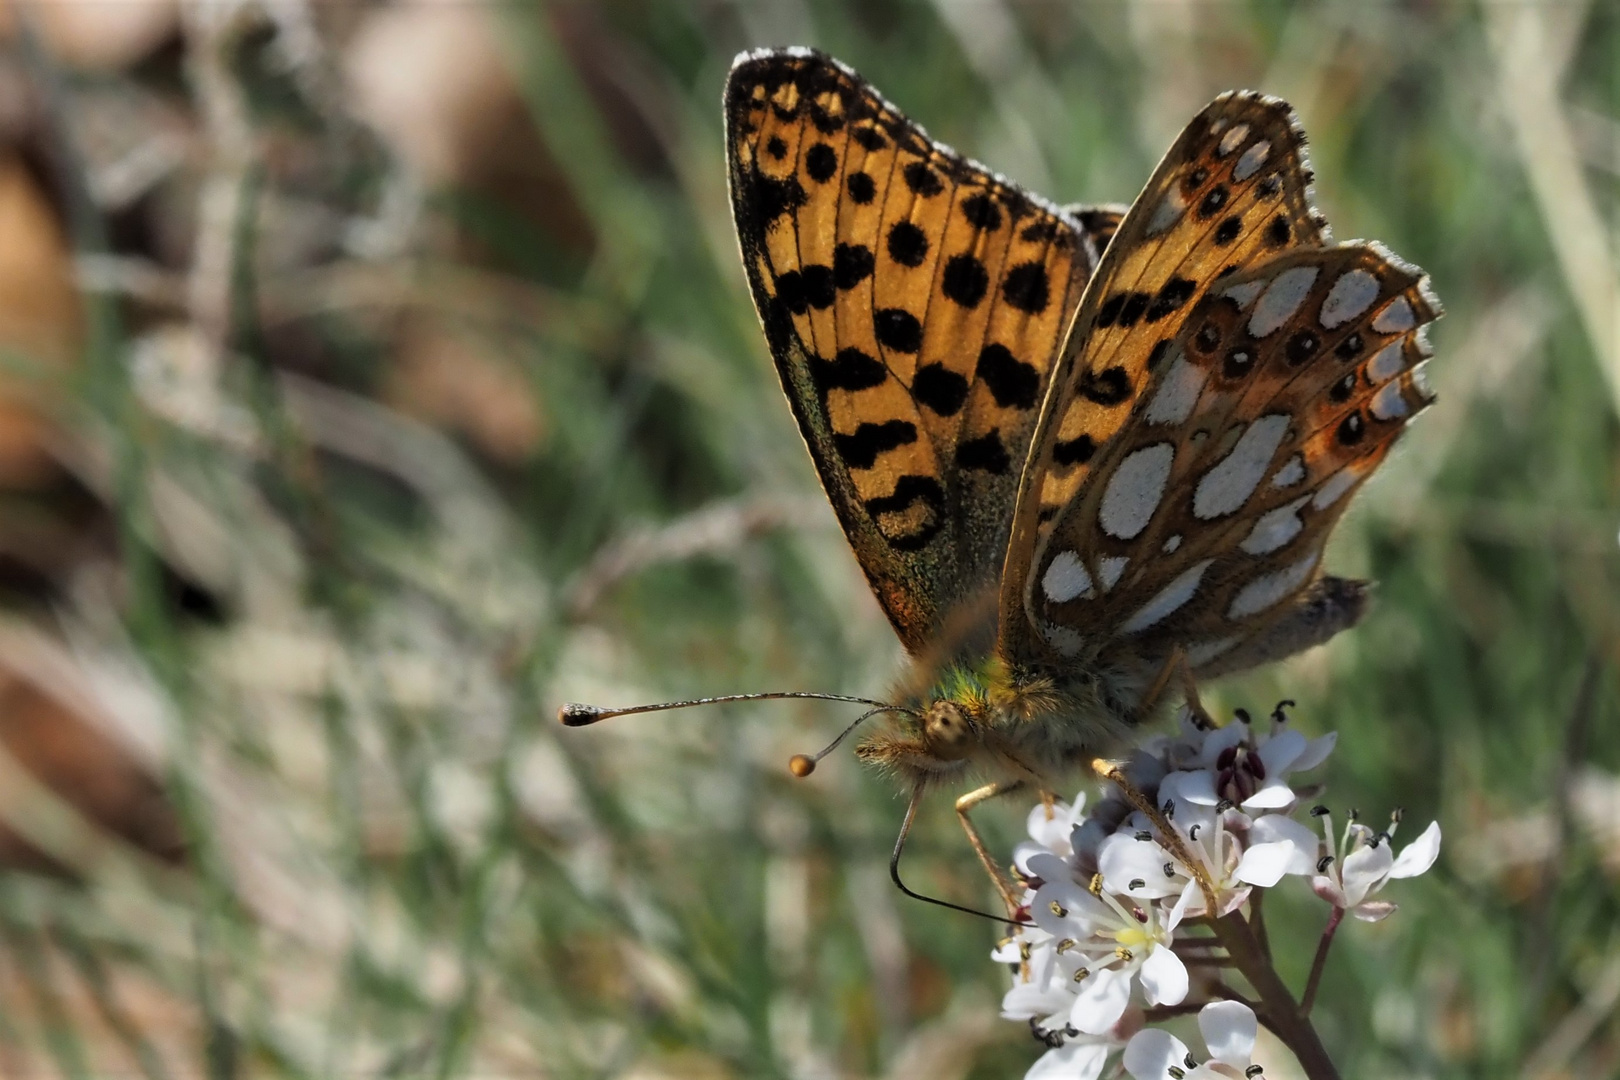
xmin=999 ymin=91 xmax=1329 ymax=663
xmin=1028 ymin=242 xmax=1440 ymax=671
xmin=725 ymin=49 xmax=1096 ymax=653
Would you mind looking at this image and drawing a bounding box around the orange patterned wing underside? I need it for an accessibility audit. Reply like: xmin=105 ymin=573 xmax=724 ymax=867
xmin=724 ymin=49 xmax=1095 ymax=654
xmin=1023 ymin=242 xmax=1440 ymax=670
xmin=999 ymin=91 xmax=1329 ymax=663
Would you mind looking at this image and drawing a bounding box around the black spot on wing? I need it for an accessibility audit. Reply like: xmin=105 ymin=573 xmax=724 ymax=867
xmin=775 ymin=270 xmax=807 ymax=314
xmin=961 ymin=193 xmax=1002 ymax=231
xmin=941 ymin=253 xmax=989 ymax=308
xmin=753 ymin=171 xmax=807 ymax=223
xmin=913 ymin=363 xmax=969 ymax=416
xmin=955 ymin=430 xmax=1010 ymax=474
xmin=847 ymin=171 xmax=875 ymax=204
xmin=1052 ymin=434 xmax=1096 ymax=466
xmin=800 ymin=265 xmax=835 ymax=309
xmin=805 ymin=143 xmax=838 ymax=182
xmin=975 ymin=344 xmax=1039 ymax=410
xmin=1002 ymin=261 xmax=1050 ymax=313
xmin=1336 ymin=411 xmax=1365 ymax=446
xmin=1335 ymin=332 xmax=1364 ymax=360
xmin=1146 ymin=279 xmax=1197 ymax=322
xmin=1197 ymin=185 xmax=1229 ymax=219
xmin=1214 ymin=215 xmax=1242 ymax=245
xmin=866 ymin=474 xmax=946 ymax=551
xmin=833 ymin=243 xmax=874 ymax=289
xmin=903 ymin=160 xmax=944 ymax=196
xmin=887 ymin=221 xmax=929 ymax=267
xmin=851 ymin=125 xmax=887 ymax=151
xmin=875 ymin=308 xmax=923 ymax=353
xmin=766 ymin=136 xmax=787 ymax=160
xmin=1078 ymin=366 xmax=1132 ymax=406
xmin=1266 ymin=215 xmax=1292 ymax=247
xmin=1285 ymin=330 xmax=1320 ymax=366
xmin=835 ymin=420 xmax=918 ymax=469
xmin=809 ymin=347 xmax=887 ymax=394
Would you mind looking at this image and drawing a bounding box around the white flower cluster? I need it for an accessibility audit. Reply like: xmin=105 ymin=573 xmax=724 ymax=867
xmin=993 ymin=704 xmax=1442 ymax=1079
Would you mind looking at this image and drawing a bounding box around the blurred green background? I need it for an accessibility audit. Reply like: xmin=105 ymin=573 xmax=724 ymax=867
xmin=0 ymin=0 xmax=1612 ymax=1076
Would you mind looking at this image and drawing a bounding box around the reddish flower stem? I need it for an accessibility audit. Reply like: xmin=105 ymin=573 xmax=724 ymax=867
xmin=1301 ymin=906 xmax=1345 ymax=1015
xmin=1212 ymin=909 xmax=1342 ymax=1080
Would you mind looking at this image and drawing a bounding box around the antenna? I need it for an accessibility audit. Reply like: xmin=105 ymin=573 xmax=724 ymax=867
xmin=558 ymin=691 xmax=901 ymax=727
xmin=558 ymin=691 xmax=915 ymax=777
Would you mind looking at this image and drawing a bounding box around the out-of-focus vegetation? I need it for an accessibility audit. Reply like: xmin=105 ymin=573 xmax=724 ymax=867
xmin=0 ymin=1 xmax=1612 ymax=1077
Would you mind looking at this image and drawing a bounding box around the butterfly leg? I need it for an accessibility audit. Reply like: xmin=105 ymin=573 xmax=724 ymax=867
xmin=956 ymin=780 xmax=1027 ymax=915
xmin=889 ymin=784 xmax=1023 ymax=924
xmin=1140 ymin=646 xmax=1214 ymax=728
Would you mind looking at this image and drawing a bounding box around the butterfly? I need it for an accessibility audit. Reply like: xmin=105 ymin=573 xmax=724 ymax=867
xmin=564 ymin=48 xmax=1440 ymax=920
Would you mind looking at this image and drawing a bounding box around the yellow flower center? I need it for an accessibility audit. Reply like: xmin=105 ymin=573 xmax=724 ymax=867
xmin=1113 ymin=925 xmax=1153 ymax=950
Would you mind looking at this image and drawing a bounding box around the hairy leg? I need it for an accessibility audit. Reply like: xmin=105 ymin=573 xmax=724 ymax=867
xmin=956 ymin=780 xmax=1027 ymax=914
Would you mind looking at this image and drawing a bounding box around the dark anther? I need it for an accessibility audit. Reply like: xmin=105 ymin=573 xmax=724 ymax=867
xmin=1163 ymin=862 xmax=1176 ymax=877
xmin=1310 ymin=805 xmax=1330 ymax=817
xmin=1169 ymin=1067 xmax=1186 ymax=1080
xmin=1317 ymin=855 xmax=1335 ymax=873
xmin=1272 ymin=699 xmax=1295 ymax=723
xmin=1186 ymin=1053 xmax=1199 ymax=1069
xmin=1189 ymin=823 xmax=1202 ymax=841
xmin=1349 ymin=808 xmax=1361 ymax=821
xmin=1162 ymin=800 xmax=1176 ymax=820
xmin=1215 ymin=799 xmax=1235 ymax=814
xmin=1129 ymin=878 xmax=1146 ymax=890
xmin=1247 ymin=1066 xmax=1265 ymax=1078
xmin=1136 ymin=830 xmax=1153 ymax=842
xmin=1235 ymin=707 xmax=1252 ymax=724
xmin=1391 ymin=806 xmax=1406 ymax=823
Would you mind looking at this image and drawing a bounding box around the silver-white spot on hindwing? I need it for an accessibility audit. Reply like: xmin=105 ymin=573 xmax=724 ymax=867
xmin=1248 ymin=267 xmax=1321 ymax=338
xmin=1367 ymin=341 xmax=1405 ymax=382
xmin=1144 ymin=349 xmax=1205 ymax=427
xmin=1120 ymin=559 xmax=1215 ymax=634
xmin=1372 ymin=296 xmax=1416 ymax=334
xmin=1100 ymin=443 xmax=1175 ymax=539
xmin=1218 ymin=123 xmax=1251 ymax=157
xmin=1370 ymin=380 xmax=1408 ymax=421
xmin=1043 ymin=550 xmax=1095 ymax=603
xmin=1098 ymin=555 xmax=1129 ymax=592
xmin=1220 ymin=279 xmax=1266 ymax=308
xmin=1233 ymin=139 xmax=1271 ymax=181
xmin=1148 ymin=188 xmax=1187 ymax=236
xmin=1240 ymin=496 xmax=1310 ymax=555
xmin=1311 ymin=468 xmax=1358 ymax=511
xmin=1228 ymin=551 xmax=1320 ymax=619
xmin=1319 ymin=269 xmax=1380 ymax=329
xmin=1187 ymin=636 xmax=1242 ymax=666
xmin=1193 ymin=414 xmax=1291 ymax=520
xmin=1163 ymin=534 xmax=1183 ymax=553
xmin=1270 ymin=454 xmax=1306 ymax=489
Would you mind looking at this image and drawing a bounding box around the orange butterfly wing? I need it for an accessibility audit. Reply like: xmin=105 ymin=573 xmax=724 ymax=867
xmin=725 ymin=49 xmax=1100 ymax=653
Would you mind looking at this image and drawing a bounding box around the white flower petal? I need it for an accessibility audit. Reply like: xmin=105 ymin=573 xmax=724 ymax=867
xmin=1351 ymin=899 xmax=1399 ymax=922
xmin=1339 ymin=841 xmax=1394 ymax=907
xmin=1031 ymin=880 xmax=1093 ymax=937
xmin=1070 ymin=966 xmax=1133 ymax=1035
xmin=1028 ymin=1039 xmax=1111 ymax=1080
xmin=1099 ymin=836 xmax=1182 ymax=898
xmin=1139 ymin=945 xmax=1189 ymax=1006
xmin=1388 ymin=821 xmax=1442 ymax=879
xmin=1167 ymin=768 xmax=1220 ymax=805
xmin=1241 ymin=777 xmax=1298 ymax=810
xmin=1198 ymin=1000 xmax=1258 ymax=1066
xmin=1248 ymin=814 xmax=1321 ymax=875
xmin=1256 ymin=728 xmax=1307 ymax=775
xmin=1027 ymin=797 xmax=1084 ymax=852
xmin=1025 ymin=852 xmax=1072 ymax=885
xmin=1001 ymin=979 xmax=1074 ymax=1022
xmin=1235 ymin=841 xmax=1295 ymax=887
xmin=1291 ymin=731 xmax=1338 ymax=772
xmin=1123 ymin=1027 xmax=1191 ymax=1080
xmin=1167 ymin=878 xmax=1198 ymax=928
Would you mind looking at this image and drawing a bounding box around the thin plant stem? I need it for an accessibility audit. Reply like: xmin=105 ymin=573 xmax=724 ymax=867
xmin=1213 ymin=909 xmax=1341 ymax=1080
xmin=1250 ymin=886 xmax=1272 ymax=962
xmin=1301 ymin=906 xmax=1346 ymax=1015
